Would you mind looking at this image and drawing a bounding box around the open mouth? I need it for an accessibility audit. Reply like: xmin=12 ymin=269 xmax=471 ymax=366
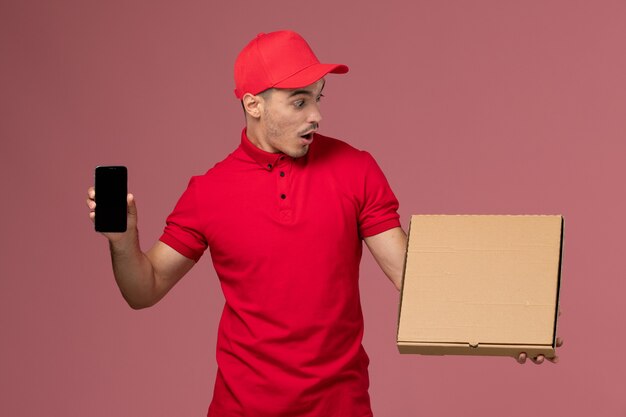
xmin=300 ymin=132 xmax=314 ymax=141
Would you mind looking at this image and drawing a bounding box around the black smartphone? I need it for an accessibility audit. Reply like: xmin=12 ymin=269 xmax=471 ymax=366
xmin=95 ymin=166 xmax=128 ymax=232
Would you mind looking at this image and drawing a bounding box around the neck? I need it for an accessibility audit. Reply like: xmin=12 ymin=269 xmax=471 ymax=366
xmin=245 ymin=121 xmax=276 ymax=153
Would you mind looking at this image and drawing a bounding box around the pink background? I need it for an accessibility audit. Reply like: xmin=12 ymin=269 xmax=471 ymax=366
xmin=2 ymin=1 xmax=625 ymax=416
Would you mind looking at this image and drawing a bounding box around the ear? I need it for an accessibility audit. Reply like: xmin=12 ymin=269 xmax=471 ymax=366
xmin=242 ymin=93 xmax=264 ymax=119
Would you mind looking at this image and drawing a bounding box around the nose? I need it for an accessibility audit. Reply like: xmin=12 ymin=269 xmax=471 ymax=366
xmin=307 ymin=102 xmax=322 ymax=125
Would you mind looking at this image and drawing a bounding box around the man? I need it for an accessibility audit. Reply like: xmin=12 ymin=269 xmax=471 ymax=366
xmin=87 ymin=30 xmax=557 ymax=417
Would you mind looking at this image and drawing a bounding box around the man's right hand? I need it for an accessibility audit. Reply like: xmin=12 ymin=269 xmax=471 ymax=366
xmin=86 ymin=186 xmax=138 ymax=243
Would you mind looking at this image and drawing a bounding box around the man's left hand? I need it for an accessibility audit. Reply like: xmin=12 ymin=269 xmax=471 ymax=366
xmin=516 ymin=337 xmax=564 ymax=364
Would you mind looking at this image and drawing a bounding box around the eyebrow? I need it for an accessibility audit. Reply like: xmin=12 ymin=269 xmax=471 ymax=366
xmin=288 ymin=89 xmax=313 ymax=98
xmin=287 ymin=80 xmax=326 ymax=98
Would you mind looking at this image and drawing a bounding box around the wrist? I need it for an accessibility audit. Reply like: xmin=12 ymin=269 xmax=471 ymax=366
xmin=108 ymin=227 xmax=140 ymax=254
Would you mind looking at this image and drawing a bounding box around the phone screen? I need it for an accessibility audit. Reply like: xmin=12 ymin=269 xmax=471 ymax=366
xmin=95 ymin=166 xmax=127 ymax=232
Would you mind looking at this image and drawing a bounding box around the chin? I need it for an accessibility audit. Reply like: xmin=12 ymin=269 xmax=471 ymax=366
xmin=289 ymin=146 xmax=310 ymax=158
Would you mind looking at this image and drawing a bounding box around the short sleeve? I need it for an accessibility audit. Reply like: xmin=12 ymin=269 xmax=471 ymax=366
xmin=358 ymin=152 xmax=401 ymax=238
xmin=159 ymin=177 xmax=208 ymax=262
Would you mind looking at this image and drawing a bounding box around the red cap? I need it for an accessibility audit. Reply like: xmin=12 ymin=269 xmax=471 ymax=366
xmin=234 ymin=30 xmax=349 ymax=99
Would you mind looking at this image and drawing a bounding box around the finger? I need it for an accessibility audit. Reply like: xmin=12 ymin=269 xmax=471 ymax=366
xmin=547 ymin=355 xmax=559 ymax=364
xmin=531 ymin=355 xmax=545 ymax=365
xmin=556 ymin=337 xmax=564 ymax=347
xmin=89 ymin=211 xmax=95 ymax=222
xmin=86 ymin=186 xmax=96 ymax=208
xmin=517 ymin=353 xmax=527 ymax=364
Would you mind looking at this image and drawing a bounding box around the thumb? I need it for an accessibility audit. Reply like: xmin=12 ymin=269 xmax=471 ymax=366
xmin=127 ymin=193 xmax=137 ymax=217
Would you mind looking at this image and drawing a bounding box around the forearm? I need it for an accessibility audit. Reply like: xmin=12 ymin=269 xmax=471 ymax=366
xmin=364 ymin=227 xmax=408 ymax=291
xmin=378 ymin=229 xmax=407 ymax=291
xmin=109 ymin=229 xmax=159 ymax=309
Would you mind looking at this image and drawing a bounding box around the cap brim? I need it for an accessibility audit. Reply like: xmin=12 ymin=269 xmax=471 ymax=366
xmin=273 ymin=63 xmax=349 ymax=90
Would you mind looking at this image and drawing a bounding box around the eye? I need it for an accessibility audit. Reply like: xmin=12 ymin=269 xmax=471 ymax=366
xmin=293 ymin=99 xmax=305 ymax=108
xmin=316 ymin=93 xmax=325 ymax=102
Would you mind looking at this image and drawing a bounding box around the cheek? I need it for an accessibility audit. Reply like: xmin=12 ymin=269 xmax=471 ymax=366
xmin=269 ymin=119 xmax=295 ymax=139
xmin=264 ymin=116 xmax=283 ymax=138
xmin=263 ymin=107 xmax=300 ymax=140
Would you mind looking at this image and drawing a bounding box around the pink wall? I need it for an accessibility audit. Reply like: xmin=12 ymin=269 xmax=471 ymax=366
xmin=2 ymin=1 xmax=625 ymax=416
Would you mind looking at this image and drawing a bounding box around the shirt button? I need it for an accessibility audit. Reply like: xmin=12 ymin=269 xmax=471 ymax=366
xmin=280 ymin=171 xmax=285 ymax=177
xmin=267 ymin=163 xmax=272 ymax=169
xmin=280 ymin=194 xmax=286 ymax=199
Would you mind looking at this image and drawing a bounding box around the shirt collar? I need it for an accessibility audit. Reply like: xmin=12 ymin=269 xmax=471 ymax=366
xmin=240 ymin=128 xmax=284 ymax=171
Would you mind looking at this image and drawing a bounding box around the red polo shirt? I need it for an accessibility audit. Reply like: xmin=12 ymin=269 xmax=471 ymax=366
xmin=160 ymin=129 xmax=400 ymax=417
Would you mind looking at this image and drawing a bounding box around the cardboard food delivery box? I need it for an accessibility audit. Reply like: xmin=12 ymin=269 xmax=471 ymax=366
xmin=397 ymin=215 xmax=563 ymax=358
